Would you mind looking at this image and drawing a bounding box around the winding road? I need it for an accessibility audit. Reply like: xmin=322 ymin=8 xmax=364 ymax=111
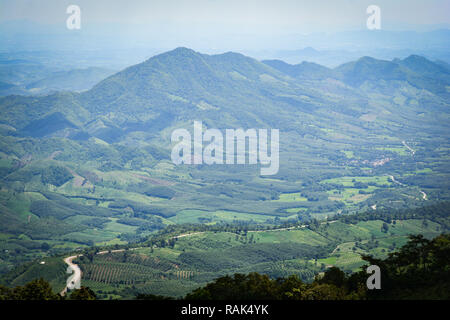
xmin=389 ymin=175 xmax=406 ymax=187
xmin=60 ymin=234 xmax=201 ymax=294
xmin=389 ymin=174 xmax=428 ymax=200
xmin=60 ymin=140 xmax=428 ymax=293
xmin=420 ymin=191 xmax=428 ymax=200
xmin=389 ymin=142 xmax=428 ymax=201
xmin=402 ymin=140 xmax=416 ymax=156
xmin=61 ymin=221 xmax=341 ymax=292
xmin=60 ymin=255 xmax=82 ymax=296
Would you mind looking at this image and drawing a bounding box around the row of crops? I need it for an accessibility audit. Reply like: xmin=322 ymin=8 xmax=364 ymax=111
xmin=80 ymin=253 xmax=196 ymax=285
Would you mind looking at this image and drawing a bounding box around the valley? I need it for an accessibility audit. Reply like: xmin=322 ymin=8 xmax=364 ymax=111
xmin=58 ymin=204 xmax=447 ymax=299
xmin=0 ymin=48 xmax=449 ymax=298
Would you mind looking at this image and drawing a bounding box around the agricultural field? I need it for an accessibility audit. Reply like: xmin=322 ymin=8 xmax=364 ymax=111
xmin=65 ymin=215 xmax=445 ymax=299
xmin=321 ymin=175 xmax=392 ymax=187
xmin=0 ymin=115 xmax=447 ymax=275
xmin=169 ymin=209 xmax=281 ymax=224
xmin=0 ymin=47 xmax=449 ymax=301
xmin=272 ymin=192 xmax=308 ymax=202
xmin=0 ymin=256 xmax=67 ymax=293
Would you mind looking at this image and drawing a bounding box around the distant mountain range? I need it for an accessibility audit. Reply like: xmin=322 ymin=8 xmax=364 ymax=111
xmin=25 ymin=67 xmax=116 ymax=94
xmin=1 ymin=47 xmax=449 ymax=142
xmin=0 ymin=48 xmax=449 ymax=274
xmin=0 ymin=65 xmax=115 ymax=96
xmin=264 ymin=54 xmax=450 ymax=91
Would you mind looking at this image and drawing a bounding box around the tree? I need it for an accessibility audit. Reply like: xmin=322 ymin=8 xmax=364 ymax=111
xmin=317 ymin=267 xmax=347 ymax=288
xmin=186 ymin=273 xmax=281 ymax=300
xmin=0 ymin=279 xmax=61 ymax=300
xmin=301 ymin=283 xmax=346 ymax=300
xmin=136 ymin=294 xmax=173 ymax=300
xmin=183 ymin=234 xmax=450 ymax=301
xmin=69 ymin=287 xmax=97 ymax=300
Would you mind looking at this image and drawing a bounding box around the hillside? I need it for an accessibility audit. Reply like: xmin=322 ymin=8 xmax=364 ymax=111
xmin=0 ymin=48 xmax=449 ymax=276
xmin=73 ymin=217 xmax=445 ymax=298
xmin=265 ymin=54 xmax=450 ymax=98
xmin=25 ymin=67 xmax=116 ymax=94
xmin=0 ymin=62 xmax=115 ymax=96
xmin=262 ymin=59 xmax=337 ymax=80
xmin=2 ymin=203 xmax=447 ymax=299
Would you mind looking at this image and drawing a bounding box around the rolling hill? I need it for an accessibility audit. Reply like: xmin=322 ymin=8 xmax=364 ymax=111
xmin=0 ymin=48 xmax=449 ymax=277
xmin=25 ymin=67 xmax=116 ymax=95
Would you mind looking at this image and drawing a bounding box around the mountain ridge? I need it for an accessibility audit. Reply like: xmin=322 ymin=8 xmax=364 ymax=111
xmin=0 ymin=47 xmax=449 ymax=279
xmin=1 ymin=48 xmax=449 ymax=141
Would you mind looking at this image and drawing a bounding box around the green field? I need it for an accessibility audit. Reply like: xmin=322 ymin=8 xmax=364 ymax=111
xmin=321 ymin=175 xmax=392 ymax=187
xmin=272 ymin=192 xmax=308 ymax=202
xmin=0 ymin=48 xmax=449 ymax=298
xmin=60 ymin=216 xmax=445 ymax=298
xmin=170 ymin=209 xmax=276 ymax=224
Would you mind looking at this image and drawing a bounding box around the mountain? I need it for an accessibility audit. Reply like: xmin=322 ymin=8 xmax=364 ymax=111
xmin=334 ymin=56 xmax=408 ymax=86
xmin=397 ymin=55 xmax=448 ymax=75
xmin=262 ymin=60 xmax=336 ymax=80
xmin=336 ymin=55 xmax=450 ymax=96
xmin=74 ymin=47 xmax=308 ymax=141
xmin=25 ymin=67 xmax=116 ymax=94
xmin=0 ymin=48 xmax=449 ymax=276
xmin=0 ymin=59 xmax=116 ymax=97
xmin=81 ymin=47 xmax=287 ymax=114
xmin=1 ymin=49 xmax=449 ymax=145
xmin=396 ymin=55 xmax=450 ymax=95
xmin=0 ymin=81 xmax=27 ymax=96
xmin=266 ymin=55 xmax=450 ymax=98
xmin=21 ymin=112 xmax=78 ymax=138
xmin=434 ymin=60 xmax=450 ymax=72
xmin=0 ymin=60 xmax=55 ymax=87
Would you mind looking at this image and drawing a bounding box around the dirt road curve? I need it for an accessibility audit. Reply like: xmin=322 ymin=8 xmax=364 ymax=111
xmin=421 ymin=191 xmax=428 ymax=200
xmin=60 ymin=255 xmax=82 ymax=296
xmin=402 ymin=140 xmax=416 ymax=156
xmin=61 ymin=220 xmax=340 ymax=292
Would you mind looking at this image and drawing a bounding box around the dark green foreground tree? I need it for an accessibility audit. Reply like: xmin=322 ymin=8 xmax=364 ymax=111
xmin=1 ymin=234 xmax=448 ymax=300
xmin=185 ymin=234 xmax=450 ymax=300
xmin=0 ymin=279 xmax=97 ymax=300
xmin=361 ymin=234 xmax=450 ymax=299
xmin=0 ymin=278 xmax=62 ymax=300
xmin=69 ymin=287 xmax=97 ymax=300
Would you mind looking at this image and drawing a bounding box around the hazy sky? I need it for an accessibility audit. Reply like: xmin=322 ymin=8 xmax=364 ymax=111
xmin=1 ymin=0 xmax=449 ymax=34
xmin=0 ymin=0 xmax=449 ymax=58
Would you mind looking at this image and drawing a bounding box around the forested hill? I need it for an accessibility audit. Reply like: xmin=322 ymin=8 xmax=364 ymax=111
xmin=1 ymin=233 xmax=449 ymax=300
xmin=1 ymin=202 xmax=448 ymax=299
xmin=0 ymin=48 xmax=449 ymax=277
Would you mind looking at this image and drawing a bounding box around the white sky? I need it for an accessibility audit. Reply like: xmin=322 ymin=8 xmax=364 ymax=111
xmin=1 ymin=0 xmax=449 ymax=34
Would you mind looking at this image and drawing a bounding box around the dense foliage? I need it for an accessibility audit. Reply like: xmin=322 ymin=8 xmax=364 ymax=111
xmin=40 ymin=165 xmax=73 ymax=187
xmin=184 ymin=234 xmax=450 ymax=300
xmin=0 ymin=49 xmax=449 ymax=299
xmin=0 ymin=278 xmax=97 ymax=300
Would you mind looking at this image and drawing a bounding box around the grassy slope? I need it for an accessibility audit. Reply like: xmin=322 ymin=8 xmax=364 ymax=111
xmin=69 ymin=217 xmax=444 ymax=299
xmin=0 ymin=51 xmax=449 ymax=279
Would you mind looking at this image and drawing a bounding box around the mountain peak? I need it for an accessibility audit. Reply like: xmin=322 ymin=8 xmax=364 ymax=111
xmin=403 ymin=54 xmax=429 ymax=63
xmin=143 ymin=47 xmax=201 ymax=63
xmin=356 ymin=56 xmax=379 ymax=64
xmin=399 ymin=54 xmax=449 ymax=77
xmin=219 ymin=51 xmax=247 ymax=58
xmin=262 ymin=59 xmax=334 ymax=80
xmin=170 ymin=47 xmax=198 ymax=54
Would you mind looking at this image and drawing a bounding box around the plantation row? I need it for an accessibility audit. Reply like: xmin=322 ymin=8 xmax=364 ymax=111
xmin=174 ymin=270 xmax=195 ymax=280
xmin=83 ymin=263 xmax=159 ymax=285
xmin=81 ymin=260 xmax=195 ymax=285
xmin=97 ymin=252 xmax=174 ymax=272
